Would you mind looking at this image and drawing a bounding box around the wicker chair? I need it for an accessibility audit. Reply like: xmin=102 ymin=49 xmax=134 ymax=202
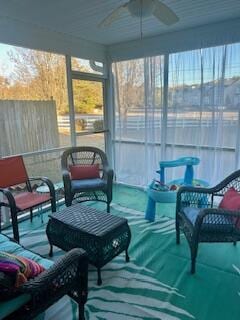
xmin=176 ymin=170 xmax=240 ymax=274
xmin=61 ymin=146 xmax=114 ymax=212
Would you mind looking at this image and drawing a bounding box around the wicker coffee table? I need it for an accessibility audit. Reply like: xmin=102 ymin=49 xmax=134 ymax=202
xmin=46 ymin=203 xmax=131 ymax=285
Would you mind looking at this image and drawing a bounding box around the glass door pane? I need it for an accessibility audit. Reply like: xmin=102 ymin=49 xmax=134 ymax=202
xmin=72 ymin=79 xmax=105 ymax=150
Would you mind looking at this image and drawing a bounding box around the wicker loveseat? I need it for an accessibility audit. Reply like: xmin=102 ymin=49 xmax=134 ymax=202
xmin=0 ymin=233 xmax=88 ymax=320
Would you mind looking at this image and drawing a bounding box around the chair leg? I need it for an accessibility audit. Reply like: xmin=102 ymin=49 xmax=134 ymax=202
xmin=176 ymin=218 xmax=180 ymax=244
xmin=190 ymin=242 xmax=198 ymax=274
xmin=97 ymin=268 xmax=102 ymax=286
xmin=106 ymin=190 xmax=111 ymax=213
xmin=125 ymin=249 xmax=130 ymax=262
xmin=78 ymin=304 xmax=85 ymax=320
xmin=233 ymin=241 xmax=237 ymax=246
xmin=51 ymin=198 xmax=56 ymax=213
xmin=65 ymin=193 xmax=73 ymax=207
xmin=49 ymin=244 xmax=53 ymax=257
xmin=10 ymin=208 xmax=19 ymax=243
xmin=30 ymin=208 xmax=33 ymax=222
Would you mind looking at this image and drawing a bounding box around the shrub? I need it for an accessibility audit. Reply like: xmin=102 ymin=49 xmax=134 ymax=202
xmin=75 ymin=118 xmax=87 ymax=131
xmin=93 ymin=119 xmax=104 ymax=132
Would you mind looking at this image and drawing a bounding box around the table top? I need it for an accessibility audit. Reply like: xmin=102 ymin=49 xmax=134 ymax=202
xmin=49 ymin=203 xmax=128 ymax=237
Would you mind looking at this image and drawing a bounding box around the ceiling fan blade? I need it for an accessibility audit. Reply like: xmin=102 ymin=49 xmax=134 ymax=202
xmin=98 ymin=4 xmax=128 ymax=27
xmin=152 ymin=0 xmax=179 ymax=25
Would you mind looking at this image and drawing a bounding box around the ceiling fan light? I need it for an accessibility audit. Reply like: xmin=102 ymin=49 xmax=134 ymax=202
xmin=128 ymin=0 xmax=154 ymax=18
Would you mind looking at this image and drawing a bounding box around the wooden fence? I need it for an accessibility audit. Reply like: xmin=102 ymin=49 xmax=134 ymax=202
xmin=0 ymin=100 xmax=62 ymax=182
xmin=0 ymin=100 xmax=59 ymax=156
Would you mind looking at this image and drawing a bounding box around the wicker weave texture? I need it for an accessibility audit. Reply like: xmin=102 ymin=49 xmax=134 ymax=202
xmin=46 ymin=203 xmax=131 ymax=284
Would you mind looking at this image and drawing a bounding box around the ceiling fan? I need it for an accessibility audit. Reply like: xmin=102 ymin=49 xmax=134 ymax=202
xmin=99 ymin=0 xmax=179 ymax=28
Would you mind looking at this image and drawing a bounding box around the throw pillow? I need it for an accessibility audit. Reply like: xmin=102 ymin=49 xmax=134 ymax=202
xmin=219 ymin=188 xmax=240 ymax=209
xmin=219 ymin=187 xmax=240 ymax=228
xmin=0 ymin=252 xmax=45 ymax=301
xmin=69 ymin=164 xmax=100 ymax=180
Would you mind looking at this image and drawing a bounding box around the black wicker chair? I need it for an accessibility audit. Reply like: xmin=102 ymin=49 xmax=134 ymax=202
xmin=3 ymin=236 xmax=88 ymax=320
xmin=61 ymin=146 xmax=114 ymax=212
xmin=176 ymin=169 xmax=240 ymax=274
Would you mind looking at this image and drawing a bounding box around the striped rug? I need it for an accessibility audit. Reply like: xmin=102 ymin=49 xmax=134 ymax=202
xmin=3 ymin=192 xmax=240 ymax=320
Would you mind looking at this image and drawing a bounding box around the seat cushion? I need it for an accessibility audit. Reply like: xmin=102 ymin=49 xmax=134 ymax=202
xmin=0 ymin=234 xmax=53 ymax=319
xmin=0 ymin=234 xmax=52 ymax=269
xmin=183 ymin=207 xmax=235 ymax=233
xmin=71 ymin=178 xmax=106 ymax=192
xmin=14 ymin=192 xmax=51 ymax=211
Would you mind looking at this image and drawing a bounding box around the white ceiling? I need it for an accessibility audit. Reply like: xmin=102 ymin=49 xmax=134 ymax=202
xmin=0 ymin=0 xmax=240 ymax=46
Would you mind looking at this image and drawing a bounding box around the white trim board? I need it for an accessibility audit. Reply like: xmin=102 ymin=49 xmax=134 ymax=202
xmin=107 ymin=17 xmax=240 ymax=61
xmin=1 ymin=15 xmax=240 ymax=63
xmin=0 ymin=15 xmax=107 ymax=62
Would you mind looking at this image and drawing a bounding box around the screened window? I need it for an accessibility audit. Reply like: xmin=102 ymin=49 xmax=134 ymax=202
xmin=113 ymin=43 xmax=240 ymax=187
xmin=71 ymin=57 xmax=104 ymax=75
xmin=0 ymin=43 xmax=70 ymax=182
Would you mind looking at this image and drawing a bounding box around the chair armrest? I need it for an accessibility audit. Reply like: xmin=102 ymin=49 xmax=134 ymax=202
xmin=0 ymin=188 xmax=17 ymax=211
xmin=103 ymin=167 xmax=114 ymax=203
xmin=29 ymin=176 xmax=54 ymax=193
xmin=62 ymin=169 xmax=71 ymax=180
xmin=29 ymin=177 xmax=56 ymax=204
xmin=103 ymin=166 xmax=114 ymax=182
xmin=20 ymin=248 xmax=88 ymax=306
xmin=0 ymin=188 xmax=20 ymax=242
xmin=62 ymin=169 xmax=71 ymax=192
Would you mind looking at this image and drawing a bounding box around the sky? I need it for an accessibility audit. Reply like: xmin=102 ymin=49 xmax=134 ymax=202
xmin=0 ymin=43 xmax=15 ymax=76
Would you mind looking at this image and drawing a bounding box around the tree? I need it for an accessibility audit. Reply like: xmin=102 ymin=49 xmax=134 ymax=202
xmin=7 ymin=48 xmax=68 ymax=114
xmin=73 ymin=80 xmax=103 ymax=114
xmin=0 ymin=48 xmax=103 ymax=115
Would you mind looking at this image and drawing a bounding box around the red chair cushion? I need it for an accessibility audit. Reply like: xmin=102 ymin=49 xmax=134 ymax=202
xmin=69 ymin=164 xmax=100 ymax=180
xmin=0 ymin=156 xmax=28 ymax=188
xmin=14 ymin=192 xmax=51 ymax=211
xmin=219 ymin=187 xmax=240 ymax=228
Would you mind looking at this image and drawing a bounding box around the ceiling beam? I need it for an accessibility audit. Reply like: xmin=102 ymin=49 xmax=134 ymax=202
xmin=108 ymin=17 xmax=240 ymax=61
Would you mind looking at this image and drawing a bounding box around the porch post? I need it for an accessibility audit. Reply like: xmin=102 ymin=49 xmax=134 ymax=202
xmin=105 ymin=58 xmax=114 ymax=171
xmin=65 ymin=55 xmax=76 ymax=147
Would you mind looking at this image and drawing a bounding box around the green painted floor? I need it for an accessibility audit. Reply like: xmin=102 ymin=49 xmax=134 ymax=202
xmin=3 ymin=184 xmax=240 ymax=320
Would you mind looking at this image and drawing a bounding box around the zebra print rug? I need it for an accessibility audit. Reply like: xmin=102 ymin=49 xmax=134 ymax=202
xmin=4 ymin=199 xmax=240 ymax=320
